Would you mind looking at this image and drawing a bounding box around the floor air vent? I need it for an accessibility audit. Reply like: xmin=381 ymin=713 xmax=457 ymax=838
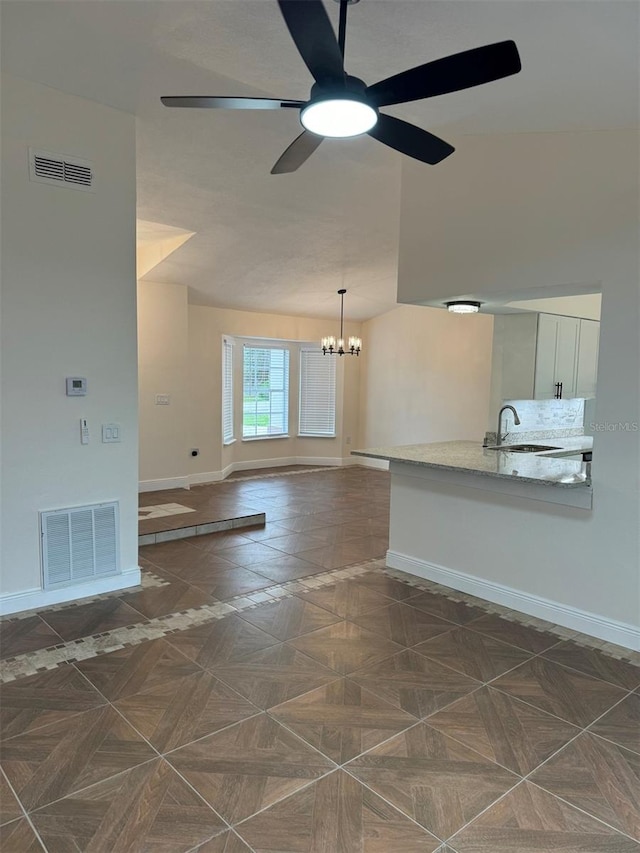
xmin=41 ymin=502 xmax=119 ymax=589
xmin=29 ymin=148 xmax=94 ymax=191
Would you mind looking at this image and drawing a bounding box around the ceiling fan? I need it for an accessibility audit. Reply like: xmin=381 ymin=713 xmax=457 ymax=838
xmin=161 ymin=0 xmax=521 ymax=174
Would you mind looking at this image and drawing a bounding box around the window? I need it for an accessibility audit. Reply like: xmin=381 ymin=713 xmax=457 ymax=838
xmin=226 ymin=336 xmax=340 ymax=443
xmin=299 ymin=347 xmax=336 ymax=437
xmin=242 ymin=345 xmax=289 ymax=438
xmin=222 ymin=337 xmax=234 ymax=444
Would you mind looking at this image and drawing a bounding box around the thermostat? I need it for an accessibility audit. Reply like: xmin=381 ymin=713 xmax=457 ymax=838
xmin=66 ymin=377 xmax=87 ymax=396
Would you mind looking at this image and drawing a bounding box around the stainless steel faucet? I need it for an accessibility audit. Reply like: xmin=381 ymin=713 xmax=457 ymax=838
xmin=496 ymin=405 xmax=521 ymax=446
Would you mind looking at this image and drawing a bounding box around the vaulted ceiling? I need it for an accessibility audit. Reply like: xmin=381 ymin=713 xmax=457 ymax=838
xmin=2 ymin=1 xmax=638 ymax=320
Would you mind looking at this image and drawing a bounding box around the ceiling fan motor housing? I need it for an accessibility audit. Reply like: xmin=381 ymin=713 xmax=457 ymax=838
xmin=309 ymin=75 xmax=370 ymax=104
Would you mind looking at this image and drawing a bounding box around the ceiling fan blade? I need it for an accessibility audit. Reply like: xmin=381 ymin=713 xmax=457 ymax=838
xmin=271 ymin=131 xmax=323 ymax=174
xmin=367 ymin=40 xmax=521 ymax=107
xmin=368 ymin=114 xmax=454 ymax=165
xmin=161 ymin=96 xmax=304 ymax=110
xmin=277 ymin=0 xmax=345 ymax=86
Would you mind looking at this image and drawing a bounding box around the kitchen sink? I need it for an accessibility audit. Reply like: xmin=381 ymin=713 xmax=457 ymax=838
xmin=486 ymin=444 xmax=562 ymax=453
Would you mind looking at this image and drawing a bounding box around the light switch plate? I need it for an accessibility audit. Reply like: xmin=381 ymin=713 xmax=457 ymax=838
xmin=102 ymin=423 xmax=121 ymax=443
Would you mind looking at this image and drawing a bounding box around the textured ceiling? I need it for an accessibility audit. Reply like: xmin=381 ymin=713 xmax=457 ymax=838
xmin=2 ymin=1 xmax=638 ymax=320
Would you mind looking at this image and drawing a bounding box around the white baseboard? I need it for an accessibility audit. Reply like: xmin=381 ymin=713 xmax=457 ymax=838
xmin=231 ymin=455 xmax=298 ymax=472
xmin=386 ymin=550 xmax=640 ymax=652
xmin=296 ymin=456 xmax=347 ymax=467
xmin=0 ymin=567 xmax=142 ymax=617
xmin=141 ymin=456 xmax=381 ymax=491
xmin=189 ymin=468 xmax=230 ymax=486
xmin=191 ymin=460 xmax=364 ymax=487
xmin=230 ymin=455 xmax=346 ymax=472
xmin=139 ymin=476 xmax=190 ymax=493
xmin=353 ymin=457 xmax=390 ymax=471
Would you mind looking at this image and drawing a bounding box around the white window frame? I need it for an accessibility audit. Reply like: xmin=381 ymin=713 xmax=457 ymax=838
xmin=242 ymin=344 xmax=290 ymax=439
xmin=298 ymin=346 xmax=336 ymax=437
xmin=222 ymin=336 xmax=235 ymax=444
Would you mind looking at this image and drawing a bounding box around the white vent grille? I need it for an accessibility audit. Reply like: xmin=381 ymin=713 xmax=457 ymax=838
xmin=41 ymin=502 xmax=119 ymax=589
xmin=29 ymin=148 xmax=94 ymax=191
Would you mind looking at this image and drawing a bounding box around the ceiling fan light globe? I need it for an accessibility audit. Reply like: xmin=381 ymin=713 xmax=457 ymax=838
xmin=301 ymin=99 xmax=378 ymax=138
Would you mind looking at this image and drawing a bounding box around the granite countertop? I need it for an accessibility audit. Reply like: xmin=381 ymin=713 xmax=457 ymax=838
xmin=351 ymin=438 xmax=593 ymax=488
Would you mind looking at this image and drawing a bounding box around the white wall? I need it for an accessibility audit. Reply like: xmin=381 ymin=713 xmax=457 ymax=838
xmin=357 ymin=305 xmax=494 ymax=448
xmin=137 ymin=281 xmax=189 ymax=486
xmin=388 ymin=469 xmax=637 ymax=647
xmin=488 ymin=314 xmax=539 ymax=420
xmin=398 ymin=130 xmax=637 ymax=308
xmin=392 ymin=129 xmax=639 ymax=632
xmin=0 ymin=74 xmax=139 ymax=609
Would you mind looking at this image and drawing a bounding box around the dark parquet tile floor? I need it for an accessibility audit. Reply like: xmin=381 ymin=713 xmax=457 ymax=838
xmin=1 ymin=467 xmax=639 ymax=851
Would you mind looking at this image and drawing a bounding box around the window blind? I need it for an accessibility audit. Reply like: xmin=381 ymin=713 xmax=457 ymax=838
xmin=243 ymin=345 xmax=289 ymax=438
xmin=222 ymin=337 xmax=234 ymax=444
xmin=299 ymin=347 xmax=336 ymax=437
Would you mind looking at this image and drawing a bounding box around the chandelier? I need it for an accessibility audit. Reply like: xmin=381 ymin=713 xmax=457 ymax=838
xmin=321 ymin=289 xmax=362 ymax=356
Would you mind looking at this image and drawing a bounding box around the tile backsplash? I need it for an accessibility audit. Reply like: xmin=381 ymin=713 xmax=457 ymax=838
xmin=485 ymin=397 xmax=595 ymax=444
xmin=500 ymin=398 xmax=585 ymax=434
xmin=485 ymin=398 xmax=588 ymax=445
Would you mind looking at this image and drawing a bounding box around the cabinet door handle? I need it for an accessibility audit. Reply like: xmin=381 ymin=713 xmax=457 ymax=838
xmin=558 ymin=381 xmax=563 ymax=399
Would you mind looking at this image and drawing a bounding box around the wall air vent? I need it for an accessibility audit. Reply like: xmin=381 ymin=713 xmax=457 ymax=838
xmin=40 ymin=502 xmax=120 ymax=589
xmin=29 ymin=148 xmax=94 ymax=192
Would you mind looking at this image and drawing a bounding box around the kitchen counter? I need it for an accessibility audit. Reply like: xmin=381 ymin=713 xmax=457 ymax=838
xmin=351 ymin=438 xmax=593 ymax=488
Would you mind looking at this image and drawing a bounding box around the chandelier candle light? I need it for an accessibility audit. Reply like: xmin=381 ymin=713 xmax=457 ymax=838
xmin=322 ymin=288 xmax=362 ymax=356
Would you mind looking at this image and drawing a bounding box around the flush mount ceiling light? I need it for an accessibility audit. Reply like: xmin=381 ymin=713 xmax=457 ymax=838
xmin=446 ymin=301 xmax=482 ymax=314
xmin=322 ymin=289 xmax=362 ymax=356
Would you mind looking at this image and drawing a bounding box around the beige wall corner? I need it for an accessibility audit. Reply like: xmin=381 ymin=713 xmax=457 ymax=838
xmin=136 ymin=220 xmax=195 ymax=280
xmin=507 ymin=293 xmax=602 ymax=321
xmin=357 ymin=305 xmax=494 ymax=449
xmin=137 ymin=281 xmax=189 ymax=485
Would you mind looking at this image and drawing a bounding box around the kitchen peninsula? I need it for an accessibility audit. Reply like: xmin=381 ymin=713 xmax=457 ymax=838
xmin=349 ymin=437 xmax=618 ymax=645
xmin=353 ymin=438 xmax=593 ymax=490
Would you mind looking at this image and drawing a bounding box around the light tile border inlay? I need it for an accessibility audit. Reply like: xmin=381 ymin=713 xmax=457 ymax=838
xmin=2 ymin=555 xmax=638 ymax=683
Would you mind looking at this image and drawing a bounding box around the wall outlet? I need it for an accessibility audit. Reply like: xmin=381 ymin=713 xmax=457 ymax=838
xmin=155 ymin=394 xmax=170 ymax=405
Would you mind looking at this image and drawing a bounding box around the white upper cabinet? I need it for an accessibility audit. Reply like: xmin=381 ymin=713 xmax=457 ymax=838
xmin=534 ymin=314 xmax=581 ymax=399
xmin=490 ymin=313 xmax=599 ymax=408
xmin=575 ymin=319 xmax=600 ymax=399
